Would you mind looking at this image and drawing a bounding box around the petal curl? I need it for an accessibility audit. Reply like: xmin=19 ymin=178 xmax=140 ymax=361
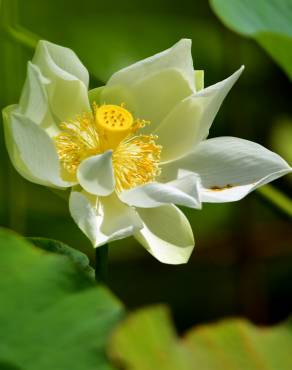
xmin=18 ymin=62 xmax=58 ymax=136
xmin=3 ymin=107 xmax=72 ymax=188
xmin=107 ymin=39 xmax=194 ymax=91
xmin=119 ymin=172 xmax=201 ymax=209
xmin=77 ymin=151 xmax=115 ymax=196
xmin=155 ymin=66 xmax=244 ymax=163
xmin=32 ymin=40 xmax=90 ymax=122
xmin=135 ymin=205 xmax=194 ymax=264
xmin=3 ymin=105 xmax=43 ymax=184
xmin=69 ymin=190 xmax=143 ymax=247
xmin=19 ymin=62 xmax=49 ymax=124
xmin=161 ymin=137 xmax=291 ymax=202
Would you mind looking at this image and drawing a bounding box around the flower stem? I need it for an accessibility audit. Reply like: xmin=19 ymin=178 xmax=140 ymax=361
xmin=4 ymin=25 xmax=38 ymax=50
xmin=95 ymin=244 xmax=108 ymax=283
xmin=0 ymin=0 xmax=39 ymax=51
xmin=257 ymin=184 xmax=292 ymax=218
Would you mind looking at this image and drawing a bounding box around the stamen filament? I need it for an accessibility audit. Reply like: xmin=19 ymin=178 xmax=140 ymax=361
xmin=54 ymin=104 xmax=162 ymax=191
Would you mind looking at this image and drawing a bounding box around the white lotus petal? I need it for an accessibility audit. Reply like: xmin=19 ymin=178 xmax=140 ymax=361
xmin=102 ymin=39 xmax=194 ymax=131
xmin=107 ymin=39 xmax=194 ymax=90
xmin=19 ymin=62 xmax=49 ymax=124
xmin=99 ymin=84 xmax=136 ymax=112
xmin=119 ymin=172 xmax=201 ymax=209
xmin=7 ymin=110 xmax=71 ymax=188
xmin=155 ymin=66 xmax=244 ymax=163
xmin=33 ymin=40 xmax=89 ymax=86
xmin=200 ymin=170 xmax=291 ymax=202
xmin=101 ymin=71 xmax=193 ymax=134
xmin=69 ymin=190 xmax=143 ymax=247
xmin=127 ymin=68 xmax=193 ymax=132
xmin=3 ymin=105 xmax=44 ymax=184
xmin=162 ymin=137 xmax=291 ymax=203
xmin=135 ymin=205 xmax=194 ymax=264
xmin=17 ymin=62 xmax=59 ymax=137
xmin=77 ymin=151 xmax=115 ymax=196
xmin=32 ymin=40 xmax=90 ymax=122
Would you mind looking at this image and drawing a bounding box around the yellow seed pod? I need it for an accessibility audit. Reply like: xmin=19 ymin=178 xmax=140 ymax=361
xmin=95 ymin=104 xmax=134 ymax=150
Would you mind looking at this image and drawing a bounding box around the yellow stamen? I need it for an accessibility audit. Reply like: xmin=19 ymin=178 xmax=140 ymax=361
xmin=55 ymin=112 xmax=100 ymax=175
xmin=54 ymin=103 xmax=162 ymax=190
xmin=113 ymin=135 xmax=161 ymax=192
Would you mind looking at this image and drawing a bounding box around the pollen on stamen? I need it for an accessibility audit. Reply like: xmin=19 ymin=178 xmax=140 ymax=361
xmin=54 ymin=103 xmax=162 ymax=188
xmin=113 ymin=134 xmax=162 ymax=193
xmin=54 ymin=112 xmax=100 ymax=175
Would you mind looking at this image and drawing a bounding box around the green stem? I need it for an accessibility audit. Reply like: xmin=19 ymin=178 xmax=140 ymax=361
xmin=95 ymin=244 xmax=108 ymax=283
xmin=4 ymin=25 xmax=38 ymax=50
xmin=0 ymin=0 xmax=39 ymax=51
xmin=256 ymin=184 xmax=292 ymax=218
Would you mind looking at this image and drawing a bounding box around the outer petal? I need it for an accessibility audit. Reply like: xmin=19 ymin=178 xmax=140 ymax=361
xmin=77 ymin=151 xmax=115 ymax=196
xmin=69 ymin=190 xmax=143 ymax=247
xmin=134 ymin=205 xmax=194 ymax=264
xmin=107 ymin=39 xmax=194 ymax=91
xmin=32 ymin=40 xmax=90 ymax=122
xmin=155 ymin=66 xmax=244 ymax=163
xmin=101 ymin=39 xmax=194 ymax=131
xmin=162 ymin=137 xmax=291 ymax=203
xmin=3 ymin=107 xmax=72 ymax=188
xmin=3 ymin=105 xmax=44 ymax=184
xmin=19 ymin=62 xmax=49 ymax=125
xmin=119 ymin=172 xmax=201 ymax=209
xmin=18 ymin=62 xmax=58 ymax=136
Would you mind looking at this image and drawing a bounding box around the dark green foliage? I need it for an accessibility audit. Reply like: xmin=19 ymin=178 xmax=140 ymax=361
xmin=0 ymin=229 xmax=124 ymax=370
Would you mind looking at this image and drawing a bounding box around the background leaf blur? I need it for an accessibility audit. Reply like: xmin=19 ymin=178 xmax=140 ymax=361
xmin=110 ymin=305 xmax=292 ymax=369
xmin=210 ymin=0 xmax=292 ymax=80
xmin=0 ymin=228 xmax=123 ymax=370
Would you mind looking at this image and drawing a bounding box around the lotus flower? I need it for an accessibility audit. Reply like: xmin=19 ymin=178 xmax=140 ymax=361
xmin=3 ymin=39 xmax=291 ymax=264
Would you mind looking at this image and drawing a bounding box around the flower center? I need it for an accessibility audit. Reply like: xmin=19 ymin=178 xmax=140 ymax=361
xmin=95 ymin=104 xmax=134 ymax=151
xmin=54 ymin=104 xmax=162 ymax=192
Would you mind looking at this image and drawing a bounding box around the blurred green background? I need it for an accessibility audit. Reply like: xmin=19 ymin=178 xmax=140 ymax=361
xmin=0 ymin=0 xmax=291 ymax=332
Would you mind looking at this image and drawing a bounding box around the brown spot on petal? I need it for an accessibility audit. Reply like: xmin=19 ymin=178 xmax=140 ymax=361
xmin=209 ymin=184 xmax=234 ymax=191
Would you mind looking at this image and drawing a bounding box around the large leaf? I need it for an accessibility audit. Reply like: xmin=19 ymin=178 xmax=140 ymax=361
xmin=28 ymin=237 xmax=95 ymax=279
xmin=209 ymin=0 xmax=292 ymax=80
xmin=109 ymin=305 xmax=292 ymax=369
xmin=0 ymin=228 xmax=124 ymax=370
